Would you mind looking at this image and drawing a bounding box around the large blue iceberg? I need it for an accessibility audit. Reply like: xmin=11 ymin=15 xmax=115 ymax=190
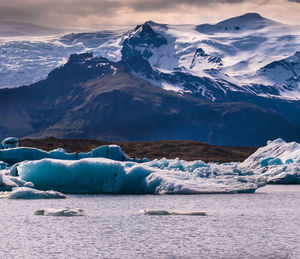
xmin=17 ymin=158 xmax=265 ymax=194
xmin=0 ymin=137 xmax=299 ymax=197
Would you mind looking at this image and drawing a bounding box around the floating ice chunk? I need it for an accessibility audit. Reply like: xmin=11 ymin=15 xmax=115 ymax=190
xmin=7 ymin=187 xmax=66 ymax=199
xmin=2 ymin=137 xmax=18 ymax=149
xmin=34 ymin=208 xmax=85 ymax=216
xmin=239 ymin=138 xmax=300 ymax=184
xmin=241 ymin=138 xmax=300 ymax=169
xmin=140 ymin=209 xmax=207 ymax=216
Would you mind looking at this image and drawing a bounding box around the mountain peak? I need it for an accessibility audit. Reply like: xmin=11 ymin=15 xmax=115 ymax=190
xmin=197 ymin=13 xmax=279 ymax=34
xmin=237 ymin=13 xmax=263 ymax=20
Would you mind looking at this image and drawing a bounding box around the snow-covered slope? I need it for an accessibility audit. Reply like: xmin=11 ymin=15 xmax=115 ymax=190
xmin=0 ymin=30 xmax=126 ymax=88
xmin=0 ymin=13 xmax=299 ymax=101
xmin=122 ymin=14 xmax=300 ymax=100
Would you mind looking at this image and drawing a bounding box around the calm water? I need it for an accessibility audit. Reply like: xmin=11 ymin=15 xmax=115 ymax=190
xmin=0 ymin=185 xmax=299 ymax=259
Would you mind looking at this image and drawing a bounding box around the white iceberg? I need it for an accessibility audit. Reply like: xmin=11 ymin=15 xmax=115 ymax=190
xmin=7 ymin=187 xmax=66 ymax=199
xmin=34 ymin=208 xmax=85 ymax=216
xmin=239 ymin=138 xmax=300 ymax=183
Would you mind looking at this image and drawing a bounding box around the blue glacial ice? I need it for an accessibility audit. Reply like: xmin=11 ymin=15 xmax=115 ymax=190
xmin=16 ymin=157 xmax=266 ymax=194
xmin=0 ymin=141 xmax=137 ymax=165
xmin=2 ymin=137 xmax=18 ymax=149
xmin=0 ymin=138 xmax=299 ymax=196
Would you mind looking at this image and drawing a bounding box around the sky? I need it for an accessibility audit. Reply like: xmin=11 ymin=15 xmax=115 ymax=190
xmin=0 ymin=0 xmax=299 ymax=29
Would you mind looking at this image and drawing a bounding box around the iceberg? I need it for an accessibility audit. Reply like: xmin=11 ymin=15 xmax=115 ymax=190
xmin=17 ymin=157 xmax=266 ymax=194
xmin=34 ymin=208 xmax=85 ymax=216
xmin=239 ymin=138 xmax=300 ymax=183
xmin=0 ymin=137 xmax=299 ymax=196
xmin=6 ymin=187 xmax=67 ymax=199
xmin=140 ymin=209 xmax=207 ymax=216
xmin=0 ymin=142 xmax=137 ymax=165
xmin=240 ymin=138 xmax=300 ymax=169
xmin=2 ymin=137 xmax=18 ymax=149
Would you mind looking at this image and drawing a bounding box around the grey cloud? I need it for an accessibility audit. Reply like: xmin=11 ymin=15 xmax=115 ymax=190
xmin=0 ymin=0 xmax=296 ymax=28
xmin=131 ymin=0 xmax=247 ymax=12
xmin=0 ymin=0 xmax=251 ymax=22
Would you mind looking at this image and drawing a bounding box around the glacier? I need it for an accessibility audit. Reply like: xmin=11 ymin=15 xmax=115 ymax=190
xmin=0 ymin=138 xmax=299 ymax=196
xmin=1 ymin=14 xmax=299 ymax=101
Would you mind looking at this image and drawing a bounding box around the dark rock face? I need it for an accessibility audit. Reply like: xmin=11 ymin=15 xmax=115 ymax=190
xmin=0 ymin=53 xmax=299 ymax=146
xmin=190 ymin=48 xmax=223 ymax=69
xmin=121 ymin=22 xmax=167 ymax=60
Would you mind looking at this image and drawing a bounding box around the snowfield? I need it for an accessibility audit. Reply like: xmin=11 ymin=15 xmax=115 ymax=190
xmin=1 ymin=13 xmax=299 ymax=101
xmin=0 ymin=137 xmax=299 ymax=197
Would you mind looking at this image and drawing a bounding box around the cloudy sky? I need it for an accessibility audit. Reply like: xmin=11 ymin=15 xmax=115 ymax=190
xmin=0 ymin=0 xmax=299 ymax=29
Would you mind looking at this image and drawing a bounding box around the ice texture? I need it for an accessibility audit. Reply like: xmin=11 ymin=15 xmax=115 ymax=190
xmin=240 ymin=138 xmax=300 ymax=183
xmin=6 ymin=187 xmax=66 ymax=199
xmin=2 ymin=137 xmax=18 ymax=149
xmin=0 ymin=144 xmax=135 ymax=164
xmin=1 ymin=138 xmax=299 ymax=196
xmin=17 ymin=158 xmax=266 ymax=194
xmin=0 ymin=172 xmax=17 ymax=191
xmin=34 ymin=208 xmax=85 ymax=216
xmin=140 ymin=209 xmax=207 ymax=216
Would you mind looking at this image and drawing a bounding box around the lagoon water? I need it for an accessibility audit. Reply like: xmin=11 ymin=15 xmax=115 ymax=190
xmin=0 ymin=185 xmax=299 ymax=258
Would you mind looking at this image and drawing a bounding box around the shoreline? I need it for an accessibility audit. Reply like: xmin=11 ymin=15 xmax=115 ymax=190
xmin=19 ymin=137 xmax=259 ymax=163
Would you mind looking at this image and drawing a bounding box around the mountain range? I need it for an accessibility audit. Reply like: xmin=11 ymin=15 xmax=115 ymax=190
xmin=0 ymin=13 xmax=299 ymax=145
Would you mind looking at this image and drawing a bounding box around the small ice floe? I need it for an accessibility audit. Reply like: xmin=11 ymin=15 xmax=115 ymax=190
xmin=34 ymin=207 xmax=85 ymax=217
xmin=7 ymin=187 xmax=67 ymax=199
xmin=139 ymin=209 xmax=207 ymax=216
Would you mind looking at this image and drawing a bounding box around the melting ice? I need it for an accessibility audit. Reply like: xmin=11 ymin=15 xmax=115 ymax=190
xmin=0 ymin=138 xmax=299 ymax=197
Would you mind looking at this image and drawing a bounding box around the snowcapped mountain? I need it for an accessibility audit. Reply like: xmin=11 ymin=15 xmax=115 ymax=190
xmin=0 ymin=53 xmax=298 ymax=145
xmin=0 ymin=14 xmax=299 ymax=145
xmin=121 ymin=14 xmax=300 ymax=101
xmin=1 ymin=13 xmax=299 ymax=101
